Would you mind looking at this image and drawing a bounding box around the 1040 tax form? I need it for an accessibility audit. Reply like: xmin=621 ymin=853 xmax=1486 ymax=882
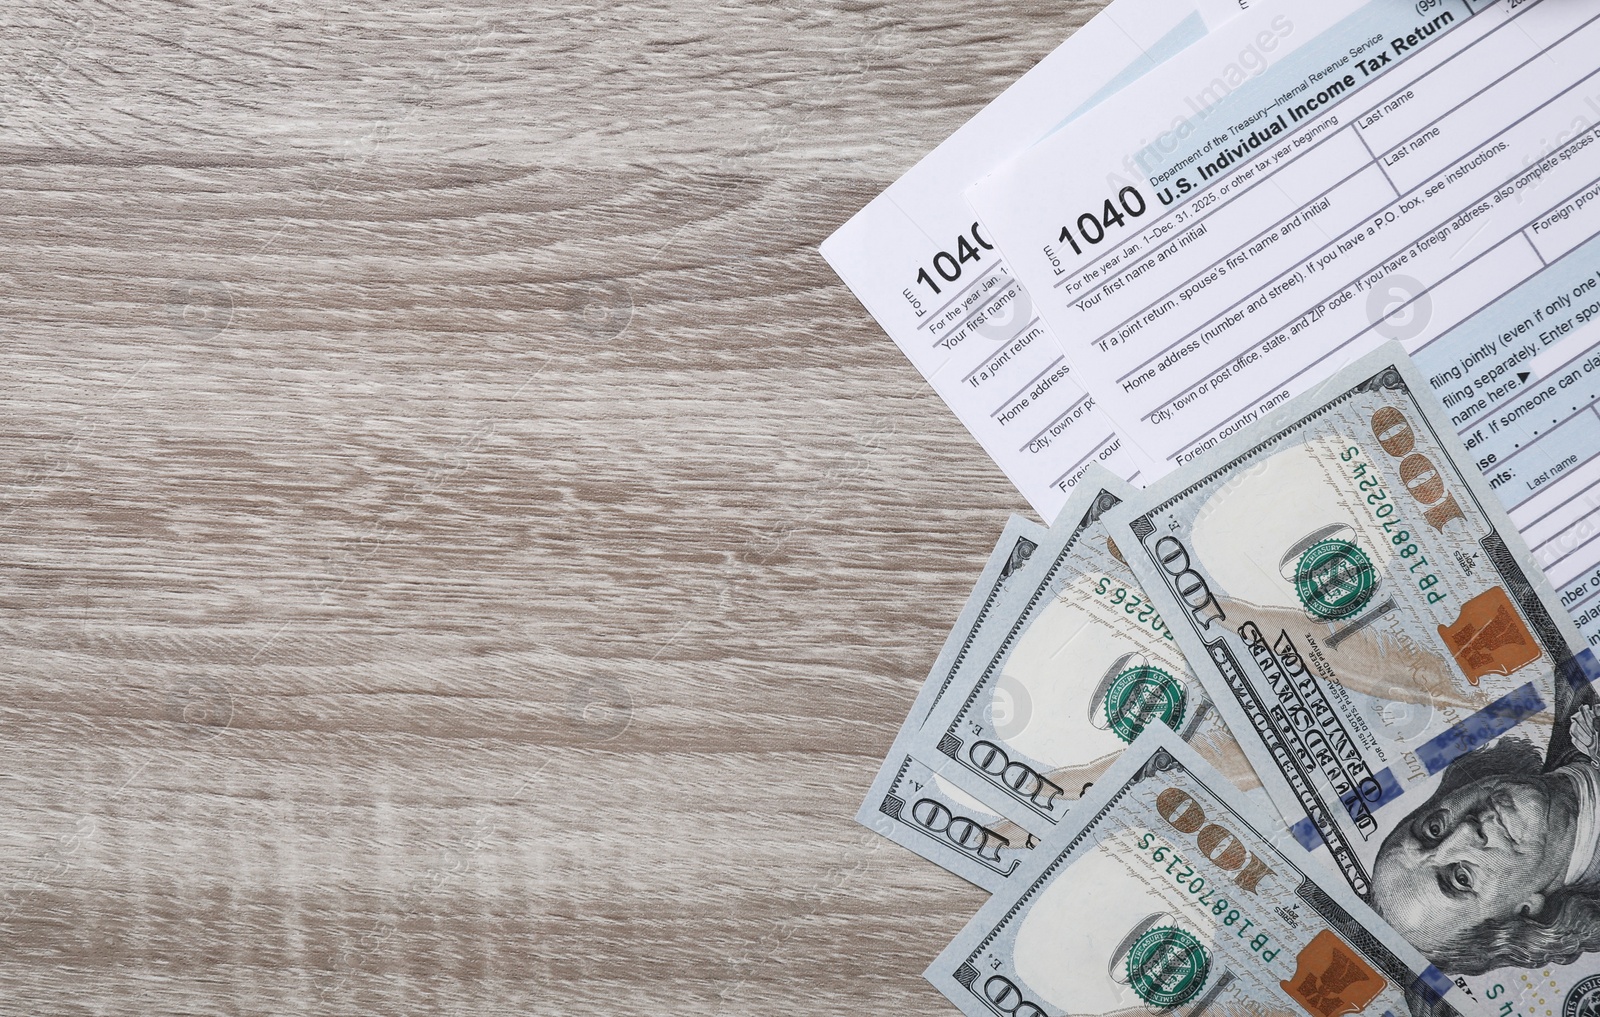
xmin=822 ymin=0 xmax=1244 ymax=520
xmin=969 ymin=0 xmax=1600 ymax=648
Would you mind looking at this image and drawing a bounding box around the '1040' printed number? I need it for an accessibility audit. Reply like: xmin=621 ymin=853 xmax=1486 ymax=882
xmin=1059 ymin=186 xmax=1147 ymax=256
xmin=913 ymin=221 xmax=993 ymax=295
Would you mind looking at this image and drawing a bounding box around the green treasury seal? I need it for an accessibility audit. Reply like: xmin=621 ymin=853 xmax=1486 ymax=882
xmin=1104 ymin=665 xmax=1186 ymax=744
xmin=1294 ymin=538 xmax=1376 ymax=620
xmin=1126 ymin=925 xmax=1209 ymax=1008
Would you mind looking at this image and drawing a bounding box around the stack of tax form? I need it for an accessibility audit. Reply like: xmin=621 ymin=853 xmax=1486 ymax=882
xmin=827 ymin=1 xmax=1600 ymax=1015
xmin=824 ymin=0 xmax=1600 ymax=649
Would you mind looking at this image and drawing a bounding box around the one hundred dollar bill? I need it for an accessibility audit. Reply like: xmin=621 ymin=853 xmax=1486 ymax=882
xmin=926 ymin=724 xmax=1472 ymax=1017
xmin=1105 ymin=343 xmax=1600 ymax=1013
xmin=857 ymin=514 xmax=1052 ymax=892
xmin=914 ymin=466 xmax=1266 ymax=832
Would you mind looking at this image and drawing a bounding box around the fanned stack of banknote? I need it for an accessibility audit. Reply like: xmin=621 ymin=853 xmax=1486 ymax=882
xmin=830 ymin=0 xmax=1600 ymax=1013
xmin=860 ymin=345 xmax=1600 ymax=1017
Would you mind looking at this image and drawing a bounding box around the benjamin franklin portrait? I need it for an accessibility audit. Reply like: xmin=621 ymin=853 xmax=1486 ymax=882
xmin=1372 ymin=663 xmax=1600 ymax=975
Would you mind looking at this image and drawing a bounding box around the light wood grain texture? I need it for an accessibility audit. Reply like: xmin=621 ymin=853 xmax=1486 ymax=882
xmin=0 ymin=1 xmax=1109 ymax=1012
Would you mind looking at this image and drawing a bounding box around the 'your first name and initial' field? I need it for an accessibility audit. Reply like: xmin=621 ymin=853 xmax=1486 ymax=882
xmin=1050 ymin=3 xmax=1600 ymax=462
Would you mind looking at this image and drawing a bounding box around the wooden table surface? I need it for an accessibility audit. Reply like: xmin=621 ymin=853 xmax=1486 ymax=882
xmin=0 ymin=1 xmax=1108 ymax=1012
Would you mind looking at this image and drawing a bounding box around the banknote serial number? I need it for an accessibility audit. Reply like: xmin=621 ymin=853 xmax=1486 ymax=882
xmin=1342 ymin=450 xmax=1444 ymax=604
xmin=1093 ymin=577 xmax=1177 ymax=640
xmin=1134 ymin=832 xmax=1278 ymax=958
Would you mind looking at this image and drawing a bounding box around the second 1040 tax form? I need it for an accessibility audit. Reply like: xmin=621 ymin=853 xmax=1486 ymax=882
xmin=968 ymin=0 xmax=1600 ymax=650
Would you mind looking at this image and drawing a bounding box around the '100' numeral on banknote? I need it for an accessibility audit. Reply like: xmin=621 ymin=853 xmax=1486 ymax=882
xmin=855 ymin=515 xmax=1051 ymax=891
